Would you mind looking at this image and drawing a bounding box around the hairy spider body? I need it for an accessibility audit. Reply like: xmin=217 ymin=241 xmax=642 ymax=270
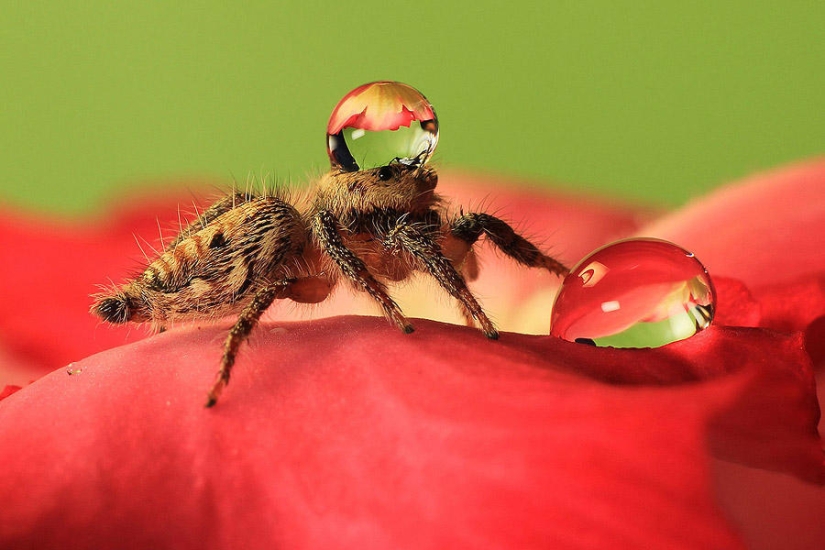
xmin=93 ymin=163 xmax=568 ymax=406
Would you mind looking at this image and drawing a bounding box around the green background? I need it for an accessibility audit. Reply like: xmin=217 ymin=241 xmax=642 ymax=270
xmin=2 ymin=1 xmax=823 ymax=216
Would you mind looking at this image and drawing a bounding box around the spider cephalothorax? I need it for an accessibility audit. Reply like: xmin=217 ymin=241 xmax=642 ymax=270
xmin=92 ymin=81 xmax=568 ymax=406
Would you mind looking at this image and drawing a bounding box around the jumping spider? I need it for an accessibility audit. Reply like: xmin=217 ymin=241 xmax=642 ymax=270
xmin=92 ymin=162 xmax=568 ymax=406
xmin=92 ymin=83 xmax=569 ymax=406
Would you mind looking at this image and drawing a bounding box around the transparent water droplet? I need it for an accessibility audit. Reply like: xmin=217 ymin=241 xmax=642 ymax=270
xmin=550 ymin=238 xmax=716 ymax=348
xmin=327 ymin=81 xmax=439 ymax=172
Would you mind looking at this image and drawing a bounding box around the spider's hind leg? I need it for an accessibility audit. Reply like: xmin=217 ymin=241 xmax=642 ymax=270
xmin=206 ymin=280 xmax=290 ymax=408
xmin=450 ymin=213 xmax=569 ymax=276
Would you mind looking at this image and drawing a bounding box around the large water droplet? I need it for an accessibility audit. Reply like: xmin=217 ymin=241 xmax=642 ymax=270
xmin=550 ymin=238 xmax=716 ymax=348
xmin=327 ymin=81 xmax=439 ymax=172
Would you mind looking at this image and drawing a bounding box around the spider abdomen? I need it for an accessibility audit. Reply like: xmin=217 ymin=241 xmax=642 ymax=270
xmin=94 ymin=196 xmax=307 ymax=327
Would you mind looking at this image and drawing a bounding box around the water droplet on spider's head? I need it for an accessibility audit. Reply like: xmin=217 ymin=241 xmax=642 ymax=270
xmin=550 ymin=238 xmax=716 ymax=348
xmin=326 ymin=81 xmax=439 ymax=172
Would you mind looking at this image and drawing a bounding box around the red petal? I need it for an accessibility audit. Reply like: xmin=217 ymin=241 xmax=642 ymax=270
xmin=0 ymin=186 xmax=236 ymax=375
xmin=642 ymin=160 xmax=825 ymax=370
xmin=751 ymin=274 xmax=825 ymax=365
xmin=805 ymin=316 xmax=825 ymax=365
xmin=641 ymin=159 xmax=825 ymax=289
xmin=0 ymin=385 xmax=21 ymax=401
xmin=711 ymin=276 xmax=761 ymax=327
xmin=712 ymin=459 xmax=825 ymax=550
xmin=0 ymin=317 xmax=820 ymax=549
xmin=753 ymin=274 xmax=825 ymax=332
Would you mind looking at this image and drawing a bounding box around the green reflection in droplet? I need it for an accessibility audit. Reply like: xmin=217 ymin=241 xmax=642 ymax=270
xmin=344 ymin=124 xmax=434 ymax=170
xmin=591 ymin=303 xmax=713 ymax=348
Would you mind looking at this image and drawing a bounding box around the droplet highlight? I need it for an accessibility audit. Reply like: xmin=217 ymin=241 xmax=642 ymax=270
xmin=550 ymin=238 xmax=715 ymax=348
xmin=327 ymin=81 xmax=439 ymax=172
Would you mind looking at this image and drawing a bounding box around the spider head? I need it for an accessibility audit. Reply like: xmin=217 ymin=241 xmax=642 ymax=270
xmin=318 ymin=162 xmax=439 ymax=216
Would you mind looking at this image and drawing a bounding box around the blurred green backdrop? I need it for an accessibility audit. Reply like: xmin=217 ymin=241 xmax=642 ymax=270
xmin=2 ymin=1 xmax=823 ymax=216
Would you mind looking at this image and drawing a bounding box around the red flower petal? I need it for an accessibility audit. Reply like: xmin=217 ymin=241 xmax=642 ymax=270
xmin=750 ymin=274 xmax=825 ymax=365
xmin=641 ymin=159 xmax=825 ymax=289
xmin=642 ymin=160 xmax=825 ymax=365
xmin=753 ymin=273 xmax=825 ymax=329
xmin=0 ymin=317 xmax=819 ymax=549
xmin=0 ymin=189 xmax=208 ymax=374
xmin=1 ymin=160 xmax=824 ymax=549
xmin=0 ymin=385 xmax=21 ymax=401
xmin=710 ymin=276 xmax=761 ymax=327
xmin=712 ymin=459 xmax=825 ymax=550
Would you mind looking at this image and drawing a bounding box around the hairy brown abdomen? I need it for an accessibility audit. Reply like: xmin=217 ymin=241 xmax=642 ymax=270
xmin=93 ymin=196 xmax=307 ymax=327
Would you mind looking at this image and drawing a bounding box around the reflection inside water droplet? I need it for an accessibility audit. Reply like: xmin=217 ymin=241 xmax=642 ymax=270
xmin=550 ymin=238 xmax=715 ymax=348
xmin=326 ymin=81 xmax=439 ymax=171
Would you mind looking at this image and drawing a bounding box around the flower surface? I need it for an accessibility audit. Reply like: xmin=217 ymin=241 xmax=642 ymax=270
xmin=0 ymin=162 xmax=823 ymax=549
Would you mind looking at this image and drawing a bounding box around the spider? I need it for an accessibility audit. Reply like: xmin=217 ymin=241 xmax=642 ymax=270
xmin=91 ymin=82 xmax=569 ymax=406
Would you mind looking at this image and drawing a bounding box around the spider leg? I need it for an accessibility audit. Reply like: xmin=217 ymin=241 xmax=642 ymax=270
xmin=312 ymin=210 xmax=413 ymax=334
xmin=206 ymin=280 xmax=292 ymax=408
xmin=450 ymin=213 xmax=569 ymax=275
xmin=386 ymin=222 xmax=499 ymax=339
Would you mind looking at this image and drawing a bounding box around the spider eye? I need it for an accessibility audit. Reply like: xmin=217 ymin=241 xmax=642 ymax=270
xmin=378 ymin=166 xmax=393 ymax=181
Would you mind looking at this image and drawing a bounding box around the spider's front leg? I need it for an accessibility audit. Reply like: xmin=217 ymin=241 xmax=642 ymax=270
xmin=449 ymin=213 xmax=570 ymax=275
xmin=385 ymin=221 xmax=499 ymax=339
xmin=312 ymin=210 xmax=414 ymax=334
